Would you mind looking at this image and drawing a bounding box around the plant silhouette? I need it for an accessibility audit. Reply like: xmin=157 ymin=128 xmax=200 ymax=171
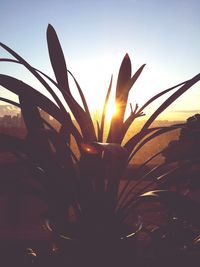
xmin=0 ymin=25 xmax=200 ymax=266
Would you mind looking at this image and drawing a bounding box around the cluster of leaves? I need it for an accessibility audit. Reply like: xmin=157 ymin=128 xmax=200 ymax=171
xmin=0 ymin=24 xmax=200 ymax=245
xmin=161 ymin=113 xmax=200 ymax=195
xmin=163 ymin=113 xmax=200 ymax=163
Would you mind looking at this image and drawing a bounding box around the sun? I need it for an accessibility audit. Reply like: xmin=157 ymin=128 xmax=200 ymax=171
xmin=90 ymin=101 xmax=118 ymax=123
xmin=106 ymin=102 xmax=118 ymax=120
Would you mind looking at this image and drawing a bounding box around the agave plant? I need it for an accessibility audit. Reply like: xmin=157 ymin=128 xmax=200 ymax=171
xmin=0 ymin=24 xmax=200 ymax=265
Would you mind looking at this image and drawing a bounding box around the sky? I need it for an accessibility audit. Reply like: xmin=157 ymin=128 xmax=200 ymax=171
xmin=0 ymin=0 xmax=200 ymax=121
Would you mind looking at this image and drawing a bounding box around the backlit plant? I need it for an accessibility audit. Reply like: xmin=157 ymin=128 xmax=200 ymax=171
xmin=0 ymin=24 xmax=200 ymax=266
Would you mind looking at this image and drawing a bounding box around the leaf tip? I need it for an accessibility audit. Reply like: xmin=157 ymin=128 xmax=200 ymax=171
xmin=47 ymin=23 xmax=53 ymax=29
xmin=47 ymin=24 xmax=55 ymax=36
xmin=125 ymin=53 xmax=129 ymax=59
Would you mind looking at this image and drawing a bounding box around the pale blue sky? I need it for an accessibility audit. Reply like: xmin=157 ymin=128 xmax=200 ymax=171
xmin=0 ymin=0 xmax=200 ymax=120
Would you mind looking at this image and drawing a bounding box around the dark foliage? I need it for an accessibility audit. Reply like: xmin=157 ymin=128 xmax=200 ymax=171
xmin=0 ymin=25 xmax=200 ymax=266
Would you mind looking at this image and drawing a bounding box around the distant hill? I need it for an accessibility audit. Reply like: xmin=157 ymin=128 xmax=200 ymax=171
xmin=0 ymin=105 xmax=19 ymax=117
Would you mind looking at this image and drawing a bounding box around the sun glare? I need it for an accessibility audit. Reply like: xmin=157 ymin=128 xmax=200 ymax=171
xmin=106 ymin=103 xmax=118 ymax=120
xmin=90 ymin=99 xmax=119 ymax=123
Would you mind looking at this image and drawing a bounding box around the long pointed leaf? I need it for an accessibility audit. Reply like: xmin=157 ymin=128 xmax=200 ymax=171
xmin=0 ymin=97 xmax=20 ymax=108
xmin=46 ymin=26 xmax=96 ymax=141
xmin=126 ymin=64 xmax=146 ymax=93
xmin=124 ymin=127 xmax=163 ymax=154
xmin=141 ymin=73 xmax=200 ymax=130
xmin=120 ymin=165 xmax=184 ymax=217
xmin=96 ymin=120 xmax=101 ymax=141
xmin=0 ymin=74 xmax=82 ymax=145
xmin=106 ymin=55 xmax=131 ymax=142
xmin=35 ymin=66 xmax=96 ymax=141
xmin=0 ymin=43 xmax=66 ymax=111
xmin=112 ymin=65 xmax=146 ymax=143
xmin=117 ymin=150 xmax=165 ymax=207
xmin=0 ymin=96 xmax=59 ymax=135
xmin=0 ymin=75 xmax=64 ymax=122
xmin=67 ymin=70 xmax=90 ymax=114
xmin=107 ymin=59 xmax=145 ymax=143
xmin=0 ymin=57 xmax=96 ymax=141
xmin=67 ymin=70 xmax=96 ymax=140
xmin=128 ymin=125 xmax=184 ymax=162
xmin=47 ymin=24 xmax=70 ymax=96
xmin=99 ymin=75 xmax=113 ymax=141
xmin=116 ymin=53 xmax=132 ymax=100
xmin=19 ymin=95 xmax=54 ymax=160
xmin=32 ymin=66 xmax=96 ymax=141
xmin=118 ymin=164 xmax=162 ymax=211
xmin=137 ymin=80 xmax=187 ymax=114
